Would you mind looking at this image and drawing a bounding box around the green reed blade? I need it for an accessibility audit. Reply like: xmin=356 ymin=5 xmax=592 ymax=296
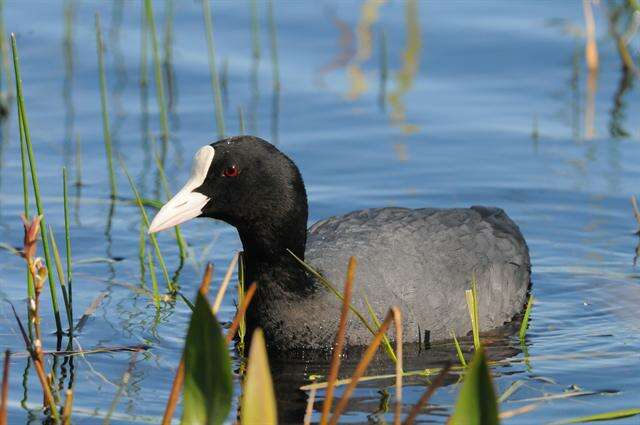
xmin=451 ymin=331 xmax=467 ymax=367
xmin=11 ymin=33 xmax=63 ymax=336
xmin=18 ymin=100 xmax=34 ymax=302
xmin=95 ymin=14 xmax=117 ymax=199
xmin=147 ymin=250 xmax=160 ymax=308
xmin=120 ymin=158 xmax=173 ymax=292
xmin=201 ymin=0 xmax=225 ymax=138
xmin=138 ymin=220 xmax=146 ymax=284
xmin=519 ymin=295 xmax=534 ymax=342
xmin=288 ymin=249 xmax=397 ymax=363
xmin=143 ymin=0 xmax=170 ymax=148
xmin=361 ymin=289 xmax=398 ymax=363
xmin=237 ymin=252 xmax=246 ymax=353
xmin=63 ymin=167 xmax=73 ymax=332
xmin=48 ymin=225 xmax=72 ymax=333
xmin=465 ymin=273 xmax=481 ymax=350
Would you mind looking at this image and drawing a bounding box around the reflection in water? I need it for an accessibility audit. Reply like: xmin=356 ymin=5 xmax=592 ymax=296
xmin=316 ymin=8 xmax=355 ymax=87
xmin=582 ymin=0 xmax=598 ymax=140
xmin=570 ymin=40 xmax=581 ymax=141
xmin=609 ymin=66 xmax=632 ymax=138
xmin=607 ymin=3 xmax=637 ymax=139
xmin=388 ymin=0 xmax=421 ymax=134
xmin=272 ymin=331 xmax=521 ymax=423
xmin=346 ymin=0 xmax=386 ymax=101
xmin=584 ymin=67 xmax=597 ymax=140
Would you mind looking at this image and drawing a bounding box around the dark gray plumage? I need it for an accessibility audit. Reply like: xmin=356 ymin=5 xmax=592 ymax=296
xmin=256 ymin=206 xmax=530 ymax=350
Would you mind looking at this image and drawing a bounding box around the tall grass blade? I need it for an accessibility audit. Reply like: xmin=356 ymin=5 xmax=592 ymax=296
xmin=321 ymin=257 xmax=356 ymax=425
xmin=143 ymin=0 xmax=170 ymax=157
xmin=236 ymin=252 xmax=246 ymax=351
xmin=95 ymin=14 xmax=117 ymax=199
xmin=212 ymin=252 xmax=239 ymax=313
xmin=362 ymin=289 xmax=397 ymax=363
xmin=120 ymin=158 xmax=172 ymax=291
xmin=138 ymin=220 xmax=146 ymax=283
xmin=519 ymin=295 xmax=534 ymax=342
xmin=181 ymin=292 xmax=233 ymax=425
xmin=48 ymin=226 xmax=72 ymax=332
xmin=288 ymin=249 xmax=397 ymax=363
xmin=11 ymin=33 xmax=63 ymax=336
xmin=224 ymin=282 xmax=257 ymax=345
xmin=451 ymin=331 xmax=467 ymax=367
xmin=18 ymin=97 xmax=35 ymax=314
xmin=201 ymin=0 xmax=225 ymax=137
xmin=240 ymin=328 xmax=277 ymax=425
xmin=465 ymin=273 xmax=481 ymax=350
xmin=328 ymin=307 xmax=402 ymax=425
xmin=449 ymin=348 xmax=499 ymax=425
xmin=62 ymin=167 xmax=73 ymax=332
xmin=147 ymin=251 xmax=160 ymax=308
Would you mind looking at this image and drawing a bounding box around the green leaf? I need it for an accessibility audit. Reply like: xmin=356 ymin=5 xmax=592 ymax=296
xmin=181 ymin=292 xmax=233 ymax=425
xmin=449 ymin=347 xmax=499 ymax=425
xmin=551 ymin=408 xmax=640 ymax=424
xmin=241 ymin=328 xmax=277 ymax=425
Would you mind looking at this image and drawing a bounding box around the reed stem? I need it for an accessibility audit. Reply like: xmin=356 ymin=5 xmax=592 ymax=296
xmin=18 ymin=101 xmax=35 ymax=304
xmin=11 ymin=33 xmax=63 ymax=336
xmin=48 ymin=226 xmax=72 ymax=334
xmin=63 ymin=167 xmax=73 ymax=333
xmin=120 ymin=159 xmax=173 ymax=291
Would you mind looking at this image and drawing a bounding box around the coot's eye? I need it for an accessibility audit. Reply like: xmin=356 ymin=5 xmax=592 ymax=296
xmin=222 ymin=165 xmax=239 ymax=177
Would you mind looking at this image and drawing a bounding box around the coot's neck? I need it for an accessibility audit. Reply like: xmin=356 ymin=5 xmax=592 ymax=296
xmin=235 ymin=204 xmax=313 ymax=295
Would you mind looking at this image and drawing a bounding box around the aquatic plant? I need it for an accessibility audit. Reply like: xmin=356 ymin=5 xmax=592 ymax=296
xmin=11 ymin=34 xmax=64 ymax=336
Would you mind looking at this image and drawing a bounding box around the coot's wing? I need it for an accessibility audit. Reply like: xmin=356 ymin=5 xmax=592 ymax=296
xmin=305 ymin=207 xmax=530 ymax=344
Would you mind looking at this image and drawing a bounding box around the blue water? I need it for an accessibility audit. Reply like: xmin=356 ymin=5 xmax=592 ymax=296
xmin=0 ymin=1 xmax=639 ymax=423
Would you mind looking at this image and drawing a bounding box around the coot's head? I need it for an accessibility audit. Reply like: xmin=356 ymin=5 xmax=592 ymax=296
xmin=148 ymin=136 xmax=308 ymax=260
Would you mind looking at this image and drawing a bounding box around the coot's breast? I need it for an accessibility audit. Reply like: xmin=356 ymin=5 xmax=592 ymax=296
xmin=305 ymin=207 xmax=530 ymax=344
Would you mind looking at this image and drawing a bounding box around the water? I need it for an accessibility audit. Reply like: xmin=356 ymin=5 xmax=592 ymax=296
xmin=0 ymin=1 xmax=639 ymax=423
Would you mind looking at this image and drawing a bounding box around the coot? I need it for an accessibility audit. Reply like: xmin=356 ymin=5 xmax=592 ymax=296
xmin=148 ymin=136 xmax=530 ymax=350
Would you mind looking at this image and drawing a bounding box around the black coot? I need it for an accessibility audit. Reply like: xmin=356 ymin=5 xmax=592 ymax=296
xmin=149 ymin=136 xmax=531 ymax=351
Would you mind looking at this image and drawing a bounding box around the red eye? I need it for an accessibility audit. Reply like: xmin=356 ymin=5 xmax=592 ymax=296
xmin=223 ymin=165 xmax=239 ymax=177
